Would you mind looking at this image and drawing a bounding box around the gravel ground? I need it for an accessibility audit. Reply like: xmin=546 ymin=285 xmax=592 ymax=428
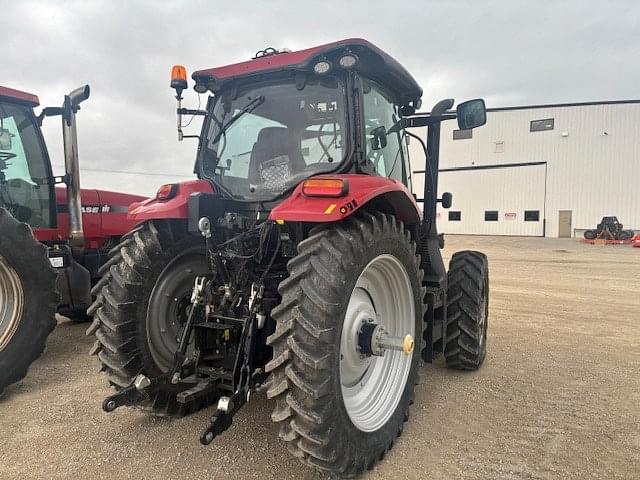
xmin=1 ymin=236 xmax=639 ymax=479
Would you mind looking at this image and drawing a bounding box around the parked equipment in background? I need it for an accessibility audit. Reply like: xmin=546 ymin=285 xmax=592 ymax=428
xmin=0 ymin=85 xmax=145 ymax=395
xmin=89 ymin=39 xmax=490 ymax=476
xmin=584 ymin=216 xmax=635 ymax=241
xmin=632 ymin=234 xmax=640 ymax=248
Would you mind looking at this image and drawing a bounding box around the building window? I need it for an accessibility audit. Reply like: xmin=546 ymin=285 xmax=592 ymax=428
xmin=448 ymin=211 xmax=461 ymax=221
xmin=530 ymin=118 xmax=554 ymax=132
xmin=485 ymin=210 xmax=499 ymax=222
xmin=524 ymin=210 xmax=540 ymax=221
xmin=453 ymin=129 xmax=472 ymax=140
xmin=495 ymin=141 xmax=504 ymax=153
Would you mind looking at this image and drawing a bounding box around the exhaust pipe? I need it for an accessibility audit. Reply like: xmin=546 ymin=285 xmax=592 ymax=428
xmin=62 ymin=85 xmax=90 ymax=249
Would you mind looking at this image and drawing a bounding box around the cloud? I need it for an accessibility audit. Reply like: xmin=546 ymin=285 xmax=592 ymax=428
xmin=3 ymin=0 xmax=639 ymax=195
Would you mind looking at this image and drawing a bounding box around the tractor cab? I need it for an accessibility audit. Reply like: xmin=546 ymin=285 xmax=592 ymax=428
xmin=0 ymin=84 xmax=90 ymax=246
xmin=165 ymin=39 xmax=485 ymax=240
xmin=0 ymin=87 xmax=55 ymax=228
xmin=184 ymin=39 xmax=425 ymax=202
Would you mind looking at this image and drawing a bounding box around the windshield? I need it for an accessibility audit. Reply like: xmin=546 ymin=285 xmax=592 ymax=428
xmin=0 ymin=102 xmax=53 ymax=227
xmin=199 ymin=76 xmax=348 ymax=201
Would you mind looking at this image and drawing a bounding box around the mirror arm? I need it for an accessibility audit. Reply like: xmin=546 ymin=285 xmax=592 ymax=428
xmin=401 ymin=113 xmax=456 ymax=129
xmin=36 ymin=106 xmax=64 ymax=126
xmin=177 ymin=108 xmax=207 ymax=116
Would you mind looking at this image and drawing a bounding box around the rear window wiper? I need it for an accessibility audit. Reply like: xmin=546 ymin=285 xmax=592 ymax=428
xmin=209 ymin=95 xmax=265 ymax=148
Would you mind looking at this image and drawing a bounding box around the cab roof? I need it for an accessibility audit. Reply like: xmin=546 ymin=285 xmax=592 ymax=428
xmin=0 ymin=86 xmax=39 ymax=107
xmin=192 ymin=38 xmax=423 ymax=106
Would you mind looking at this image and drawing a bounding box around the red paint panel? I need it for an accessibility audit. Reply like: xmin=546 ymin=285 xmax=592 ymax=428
xmin=33 ymin=228 xmax=60 ymax=242
xmin=191 ymin=37 xmax=422 ymax=106
xmin=193 ymin=38 xmax=370 ymax=82
xmin=96 ymin=189 xmax=147 ymax=239
xmin=128 ymin=179 xmax=214 ymax=223
xmin=0 ymin=86 xmax=39 ymax=106
xmin=35 ymin=187 xmax=146 ymax=248
xmin=269 ymin=174 xmax=421 ymax=224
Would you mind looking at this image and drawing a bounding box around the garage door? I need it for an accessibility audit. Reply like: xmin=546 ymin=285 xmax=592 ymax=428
xmin=433 ymin=163 xmax=546 ymax=236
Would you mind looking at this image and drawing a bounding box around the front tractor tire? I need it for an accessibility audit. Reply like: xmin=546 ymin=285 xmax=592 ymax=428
xmin=0 ymin=208 xmax=58 ymax=395
xmin=88 ymin=220 xmax=209 ymax=415
xmin=266 ymin=213 xmax=425 ymax=476
xmin=444 ymin=251 xmax=489 ymax=370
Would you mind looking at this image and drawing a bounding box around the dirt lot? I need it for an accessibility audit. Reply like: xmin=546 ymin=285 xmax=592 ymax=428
xmin=1 ymin=236 xmax=639 ymax=479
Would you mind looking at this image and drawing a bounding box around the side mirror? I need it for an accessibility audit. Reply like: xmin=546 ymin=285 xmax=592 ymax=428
xmin=439 ymin=192 xmax=453 ymax=209
xmin=456 ymin=99 xmax=487 ymax=130
xmin=370 ymin=125 xmax=388 ymax=150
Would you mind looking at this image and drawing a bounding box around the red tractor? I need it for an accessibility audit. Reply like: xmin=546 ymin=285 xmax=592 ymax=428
xmin=89 ymin=39 xmax=489 ymax=476
xmin=0 ymin=85 xmax=145 ymax=394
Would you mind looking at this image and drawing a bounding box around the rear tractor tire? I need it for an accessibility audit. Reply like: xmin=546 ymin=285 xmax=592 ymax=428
xmin=0 ymin=208 xmax=58 ymax=395
xmin=87 ymin=220 xmax=210 ymax=415
xmin=266 ymin=213 xmax=425 ymax=476
xmin=445 ymin=250 xmax=489 ymax=370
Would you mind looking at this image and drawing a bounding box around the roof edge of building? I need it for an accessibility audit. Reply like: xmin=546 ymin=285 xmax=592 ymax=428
xmin=487 ymin=99 xmax=640 ymax=112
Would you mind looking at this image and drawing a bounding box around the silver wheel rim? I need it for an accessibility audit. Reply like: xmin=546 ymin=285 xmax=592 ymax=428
xmin=0 ymin=254 xmax=24 ymax=352
xmin=340 ymin=254 xmax=415 ymax=432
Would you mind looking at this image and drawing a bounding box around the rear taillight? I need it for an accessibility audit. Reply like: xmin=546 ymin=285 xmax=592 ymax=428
xmin=301 ymin=178 xmax=348 ymax=197
xmin=156 ymin=183 xmax=178 ymax=201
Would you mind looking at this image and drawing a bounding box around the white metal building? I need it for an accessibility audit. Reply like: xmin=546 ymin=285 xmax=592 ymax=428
xmin=409 ymin=100 xmax=640 ymax=237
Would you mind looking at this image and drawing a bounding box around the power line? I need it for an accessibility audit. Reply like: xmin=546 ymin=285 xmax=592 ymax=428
xmin=52 ymin=165 xmax=193 ymax=178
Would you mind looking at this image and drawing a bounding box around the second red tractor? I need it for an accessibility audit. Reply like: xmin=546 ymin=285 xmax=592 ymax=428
xmin=0 ymin=85 xmax=144 ymax=394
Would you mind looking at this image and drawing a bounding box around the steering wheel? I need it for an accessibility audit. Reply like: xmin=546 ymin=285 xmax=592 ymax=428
xmin=0 ymin=151 xmax=17 ymax=163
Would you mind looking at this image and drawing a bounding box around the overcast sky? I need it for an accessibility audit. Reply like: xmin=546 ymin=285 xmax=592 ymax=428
xmin=3 ymin=0 xmax=639 ymax=196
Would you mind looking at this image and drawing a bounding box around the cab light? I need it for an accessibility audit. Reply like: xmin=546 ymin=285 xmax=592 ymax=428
xmin=313 ymin=60 xmax=332 ymax=75
xmin=338 ymin=54 xmax=358 ymax=69
xmin=302 ymin=178 xmax=348 ymax=197
xmin=156 ymin=183 xmax=178 ymax=201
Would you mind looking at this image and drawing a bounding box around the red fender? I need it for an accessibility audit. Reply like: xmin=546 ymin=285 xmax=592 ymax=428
xmin=268 ymin=174 xmax=422 ymax=224
xmin=128 ymin=180 xmax=214 ymax=223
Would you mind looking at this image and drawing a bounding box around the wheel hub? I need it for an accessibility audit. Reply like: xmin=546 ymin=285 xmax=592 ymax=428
xmin=339 ymin=254 xmax=415 ymax=432
xmin=0 ymin=255 xmax=24 ymax=352
xmin=357 ymin=322 xmax=414 ymax=357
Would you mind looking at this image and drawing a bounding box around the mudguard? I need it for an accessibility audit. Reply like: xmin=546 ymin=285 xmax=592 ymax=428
xmin=128 ymin=179 xmax=214 ymax=223
xmin=268 ymin=174 xmax=422 ymax=224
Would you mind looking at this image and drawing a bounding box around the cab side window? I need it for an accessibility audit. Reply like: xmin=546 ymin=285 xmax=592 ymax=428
xmin=363 ymin=85 xmax=405 ymax=182
xmin=0 ymin=104 xmax=52 ymax=227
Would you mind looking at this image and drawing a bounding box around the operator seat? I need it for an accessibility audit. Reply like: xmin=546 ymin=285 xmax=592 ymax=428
xmin=248 ymin=127 xmax=305 ymax=190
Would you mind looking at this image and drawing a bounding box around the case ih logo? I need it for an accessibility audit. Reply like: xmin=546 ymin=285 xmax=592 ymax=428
xmin=504 ymin=212 xmax=517 ymax=220
xmin=81 ymin=205 xmax=111 ymax=214
xmin=57 ymin=204 xmax=129 ymax=214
